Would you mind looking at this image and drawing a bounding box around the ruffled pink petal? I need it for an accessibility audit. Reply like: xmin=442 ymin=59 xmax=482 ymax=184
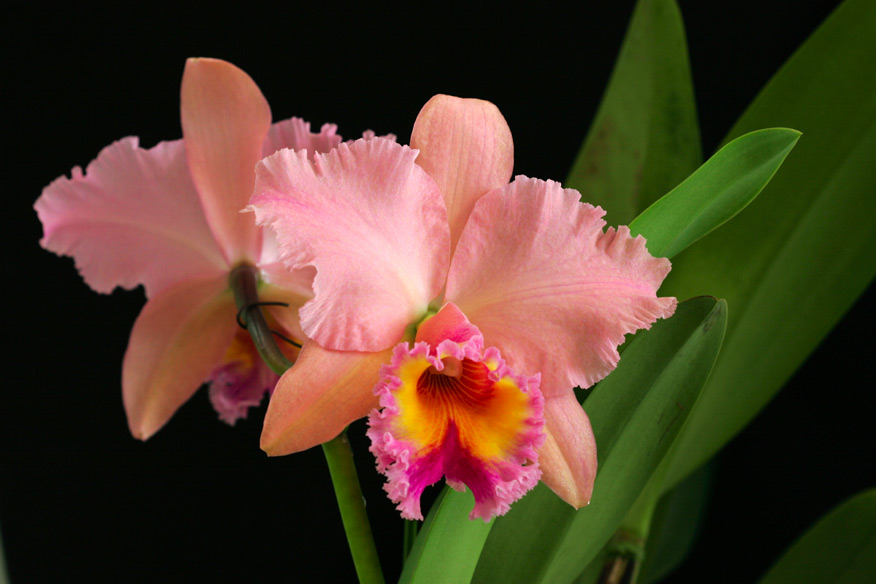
xmin=260 ymin=340 xmax=388 ymax=455
xmin=368 ymin=310 xmax=544 ymax=521
xmin=538 ymin=392 xmax=598 ymax=508
xmin=447 ymin=176 xmax=677 ymax=397
xmin=181 ymin=57 xmax=271 ymax=265
xmin=207 ymin=330 xmax=280 ymax=425
xmin=261 ymin=118 xmax=342 ymax=160
xmin=35 ymin=137 xmax=227 ymax=298
xmin=123 ymin=274 xmax=238 ymax=440
xmin=248 ymin=138 xmax=451 ymax=352
xmin=411 ymin=95 xmax=514 ymax=253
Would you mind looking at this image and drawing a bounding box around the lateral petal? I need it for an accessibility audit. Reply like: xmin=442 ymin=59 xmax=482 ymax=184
xmin=35 ymin=137 xmax=227 ymax=298
xmin=249 ymin=138 xmax=450 ymax=352
xmin=260 ymin=341 xmax=388 ymax=455
xmin=447 ymin=176 xmax=677 ymax=396
xmin=411 ymin=95 xmax=513 ymax=253
xmin=181 ymin=57 xmax=271 ymax=264
xmin=539 ymin=392 xmax=598 ymax=508
xmin=123 ymin=274 xmax=238 ymax=440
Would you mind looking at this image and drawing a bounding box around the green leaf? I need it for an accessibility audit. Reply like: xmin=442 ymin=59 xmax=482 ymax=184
xmin=469 ymin=297 xmax=726 ymax=584
xmin=660 ymin=0 xmax=876 ymax=490
xmin=566 ymin=0 xmax=701 ymax=226
xmin=630 ymin=129 xmax=800 ymax=259
xmin=399 ymin=488 xmax=492 ymax=584
xmin=638 ymin=461 xmax=715 ymax=584
xmin=757 ymin=489 xmax=876 ymax=584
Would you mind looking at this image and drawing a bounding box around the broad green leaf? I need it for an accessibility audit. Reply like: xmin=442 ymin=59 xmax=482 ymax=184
xmin=566 ymin=0 xmax=701 ymax=226
xmin=758 ymin=489 xmax=876 ymax=584
xmin=470 ymin=298 xmax=726 ymax=584
xmin=630 ymin=129 xmax=800 ymax=259
xmin=638 ymin=461 xmax=714 ymax=584
xmin=660 ymin=0 xmax=876 ymax=489
xmin=399 ymin=488 xmax=492 ymax=584
xmin=571 ymin=546 xmax=609 ymax=584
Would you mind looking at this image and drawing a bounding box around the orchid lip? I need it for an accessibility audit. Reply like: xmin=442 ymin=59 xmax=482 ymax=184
xmin=367 ymin=304 xmax=545 ymax=521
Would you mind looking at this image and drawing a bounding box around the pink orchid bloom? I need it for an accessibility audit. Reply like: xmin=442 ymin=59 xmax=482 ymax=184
xmin=247 ymin=95 xmax=676 ymax=518
xmin=34 ymin=58 xmax=339 ymax=439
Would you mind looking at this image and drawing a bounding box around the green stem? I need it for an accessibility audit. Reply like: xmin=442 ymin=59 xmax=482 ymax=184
xmin=230 ymin=265 xmax=294 ymax=375
xmin=323 ymin=434 xmax=386 ymax=584
xmin=230 ymin=264 xmax=384 ymax=583
xmin=597 ymin=461 xmax=668 ymax=584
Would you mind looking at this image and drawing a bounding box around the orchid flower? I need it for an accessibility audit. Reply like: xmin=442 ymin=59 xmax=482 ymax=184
xmin=248 ymin=95 xmax=677 ymax=519
xmin=34 ymin=58 xmax=339 ymax=438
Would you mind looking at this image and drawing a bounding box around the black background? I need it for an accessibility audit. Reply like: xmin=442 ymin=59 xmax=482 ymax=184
xmin=4 ymin=1 xmax=874 ymax=582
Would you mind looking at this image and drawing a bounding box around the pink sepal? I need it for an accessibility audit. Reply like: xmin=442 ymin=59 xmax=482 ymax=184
xmin=260 ymin=340 xmax=387 ymax=455
xmin=123 ymin=274 xmax=238 ymax=439
xmin=411 ymin=95 xmax=514 ymax=253
xmin=538 ymin=392 xmax=598 ymax=508
xmin=181 ymin=58 xmax=271 ymax=265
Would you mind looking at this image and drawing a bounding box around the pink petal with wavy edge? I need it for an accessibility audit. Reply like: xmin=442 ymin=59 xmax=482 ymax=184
xmin=539 ymin=392 xmax=598 ymax=508
xmin=261 ymin=118 xmax=342 ymax=160
xmin=123 ymin=274 xmax=238 ymax=440
xmin=248 ymin=138 xmax=450 ymax=352
xmin=35 ymin=137 xmax=227 ymax=298
xmin=447 ymin=176 xmax=677 ymax=398
xmin=411 ymin=95 xmax=513 ymax=253
xmin=367 ymin=313 xmax=544 ymax=521
xmin=260 ymin=340 xmax=388 ymax=455
xmin=181 ymin=58 xmax=271 ymax=265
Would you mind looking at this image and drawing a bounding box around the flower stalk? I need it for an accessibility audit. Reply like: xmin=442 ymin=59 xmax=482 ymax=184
xmin=230 ymin=264 xmax=294 ymax=375
xmin=230 ymin=264 xmax=385 ymax=583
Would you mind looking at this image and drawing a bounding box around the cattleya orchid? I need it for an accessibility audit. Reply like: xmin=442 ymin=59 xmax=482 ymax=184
xmin=248 ymin=95 xmax=677 ymax=519
xmin=34 ymin=58 xmax=337 ymax=437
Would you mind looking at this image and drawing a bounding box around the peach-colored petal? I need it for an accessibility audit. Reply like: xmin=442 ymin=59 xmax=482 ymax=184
xmin=539 ymin=392 xmax=598 ymax=508
xmin=123 ymin=273 xmax=238 ymax=440
xmin=260 ymin=341 xmax=389 ymax=455
xmin=262 ymin=118 xmax=342 ymax=160
xmin=181 ymin=57 xmax=271 ymax=264
xmin=35 ymin=137 xmax=227 ymax=298
xmin=248 ymin=138 xmax=450 ymax=352
xmin=447 ymin=176 xmax=677 ymax=397
xmin=411 ymin=95 xmax=514 ymax=253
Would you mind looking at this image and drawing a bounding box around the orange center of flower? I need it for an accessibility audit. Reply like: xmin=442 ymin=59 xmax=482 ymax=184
xmin=393 ymin=354 xmax=534 ymax=464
